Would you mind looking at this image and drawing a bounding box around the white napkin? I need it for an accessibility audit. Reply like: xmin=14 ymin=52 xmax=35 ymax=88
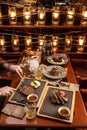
xmin=60 ymin=81 xmax=79 ymax=92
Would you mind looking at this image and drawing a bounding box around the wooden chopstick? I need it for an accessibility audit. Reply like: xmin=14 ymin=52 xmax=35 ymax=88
xmin=16 ymin=70 xmax=23 ymax=79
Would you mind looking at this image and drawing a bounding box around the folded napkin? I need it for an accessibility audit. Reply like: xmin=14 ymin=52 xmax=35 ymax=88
xmin=60 ymin=81 xmax=79 ymax=92
xmin=1 ymin=103 xmax=25 ymax=119
xmin=48 ymin=80 xmax=79 ymax=92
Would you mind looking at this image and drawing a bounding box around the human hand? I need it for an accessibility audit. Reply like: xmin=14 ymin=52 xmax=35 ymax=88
xmin=9 ymin=65 xmax=23 ymax=78
xmin=0 ymin=86 xmax=16 ymax=96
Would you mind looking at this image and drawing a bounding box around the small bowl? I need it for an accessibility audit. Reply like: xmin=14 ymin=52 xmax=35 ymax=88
xmin=27 ymin=93 xmax=38 ymax=103
xmin=58 ymin=106 xmax=70 ymax=118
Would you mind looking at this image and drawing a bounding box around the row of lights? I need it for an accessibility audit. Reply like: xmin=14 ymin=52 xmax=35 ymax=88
xmin=0 ymin=35 xmax=86 ymax=53
xmin=38 ymin=35 xmax=86 ymax=53
xmin=0 ymin=35 xmax=32 ymax=52
xmin=0 ymin=5 xmax=87 ymax=25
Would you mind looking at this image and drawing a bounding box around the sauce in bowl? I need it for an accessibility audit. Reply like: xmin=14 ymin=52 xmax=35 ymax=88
xmin=58 ymin=106 xmax=70 ymax=118
xmin=27 ymin=93 xmax=38 ymax=103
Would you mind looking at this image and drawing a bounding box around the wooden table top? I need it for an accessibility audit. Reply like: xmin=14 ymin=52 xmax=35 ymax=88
xmin=0 ymin=59 xmax=87 ymax=128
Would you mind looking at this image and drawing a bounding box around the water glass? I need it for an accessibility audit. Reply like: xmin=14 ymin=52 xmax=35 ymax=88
xmin=25 ymin=94 xmax=38 ymax=120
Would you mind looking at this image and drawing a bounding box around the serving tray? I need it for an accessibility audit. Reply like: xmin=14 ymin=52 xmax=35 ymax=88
xmin=8 ymin=77 xmax=48 ymax=107
xmin=37 ymin=86 xmax=75 ymax=123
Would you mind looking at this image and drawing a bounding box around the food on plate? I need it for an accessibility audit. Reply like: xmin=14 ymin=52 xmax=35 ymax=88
xmin=49 ymin=89 xmax=68 ymax=105
xmin=20 ymin=85 xmax=34 ymax=96
xmin=58 ymin=106 xmax=70 ymax=118
xmin=48 ymin=66 xmax=62 ymax=76
xmin=30 ymin=80 xmax=41 ymax=88
xmin=52 ymin=55 xmax=63 ymax=62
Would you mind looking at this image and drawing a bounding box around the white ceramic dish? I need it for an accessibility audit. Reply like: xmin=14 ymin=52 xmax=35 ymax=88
xmin=58 ymin=106 xmax=70 ymax=118
xmin=47 ymin=54 xmax=69 ymax=65
xmin=27 ymin=93 xmax=38 ymax=103
xmin=42 ymin=65 xmax=67 ymax=79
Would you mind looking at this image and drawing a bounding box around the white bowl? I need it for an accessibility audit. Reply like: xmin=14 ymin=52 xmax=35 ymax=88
xmin=58 ymin=106 xmax=70 ymax=118
xmin=27 ymin=93 xmax=38 ymax=103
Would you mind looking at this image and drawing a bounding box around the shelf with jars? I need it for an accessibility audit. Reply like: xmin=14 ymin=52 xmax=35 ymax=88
xmin=0 ymin=0 xmax=87 ymax=55
xmin=0 ymin=3 xmax=87 ymax=27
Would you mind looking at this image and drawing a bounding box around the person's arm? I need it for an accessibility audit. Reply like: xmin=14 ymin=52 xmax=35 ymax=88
xmin=0 ymin=86 xmax=16 ymax=111
xmin=0 ymin=57 xmax=23 ymax=77
xmin=0 ymin=86 xmax=16 ymax=96
xmin=0 ymin=57 xmax=10 ymax=70
xmin=0 ymin=57 xmax=14 ymax=71
xmin=0 ymin=96 xmax=6 ymax=111
xmin=2 ymin=62 xmax=11 ymax=70
xmin=0 ymin=57 xmax=6 ymax=69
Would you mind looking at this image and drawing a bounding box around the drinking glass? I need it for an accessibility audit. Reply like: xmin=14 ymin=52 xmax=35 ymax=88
xmin=29 ymin=56 xmax=39 ymax=74
xmin=25 ymin=94 xmax=38 ymax=119
xmin=34 ymin=67 xmax=42 ymax=80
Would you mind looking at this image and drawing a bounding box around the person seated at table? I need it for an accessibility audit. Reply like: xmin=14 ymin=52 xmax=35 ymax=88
xmin=0 ymin=57 xmax=23 ymax=96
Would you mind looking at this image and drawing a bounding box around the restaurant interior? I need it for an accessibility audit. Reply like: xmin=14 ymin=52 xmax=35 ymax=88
xmin=0 ymin=0 xmax=87 ymax=130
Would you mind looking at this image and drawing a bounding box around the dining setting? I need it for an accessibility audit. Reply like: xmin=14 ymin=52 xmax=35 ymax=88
xmin=0 ymin=0 xmax=87 ymax=129
xmin=0 ymin=49 xmax=83 ymax=128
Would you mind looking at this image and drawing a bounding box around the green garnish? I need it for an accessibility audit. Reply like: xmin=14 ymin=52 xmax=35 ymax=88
xmin=33 ymin=81 xmax=37 ymax=85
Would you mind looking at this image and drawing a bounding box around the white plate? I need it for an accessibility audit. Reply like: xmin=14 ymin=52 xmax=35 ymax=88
xmin=47 ymin=54 xmax=69 ymax=65
xmin=42 ymin=65 xmax=67 ymax=79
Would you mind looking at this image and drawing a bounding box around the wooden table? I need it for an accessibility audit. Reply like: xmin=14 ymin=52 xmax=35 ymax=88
xmin=0 ymin=59 xmax=87 ymax=129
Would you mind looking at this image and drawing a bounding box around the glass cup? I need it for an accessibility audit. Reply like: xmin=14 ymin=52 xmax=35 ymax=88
xmin=20 ymin=59 xmax=30 ymax=77
xmin=25 ymin=94 xmax=38 ymax=120
xmin=34 ymin=67 xmax=42 ymax=80
xmin=29 ymin=56 xmax=39 ymax=74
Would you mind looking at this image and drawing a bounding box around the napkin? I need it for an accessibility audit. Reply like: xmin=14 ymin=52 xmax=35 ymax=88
xmin=60 ymin=81 xmax=79 ymax=92
xmin=1 ymin=103 xmax=25 ymax=119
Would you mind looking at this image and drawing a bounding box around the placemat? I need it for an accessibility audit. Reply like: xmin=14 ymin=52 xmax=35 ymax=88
xmin=1 ymin=103 xmax=25 ymax=119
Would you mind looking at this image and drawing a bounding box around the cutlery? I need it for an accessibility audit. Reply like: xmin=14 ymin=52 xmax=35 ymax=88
xmin=16 ymin=69 xmax=23 ymax=79
xmin=48 ymin=78 xmax=62 ymax=86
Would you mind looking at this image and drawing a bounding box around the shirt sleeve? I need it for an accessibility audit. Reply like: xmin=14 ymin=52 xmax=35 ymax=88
xmin=0 ymin=57 xmax=6 ymax=69
xmin=0 ymin=96 xmax=6 ymax=111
